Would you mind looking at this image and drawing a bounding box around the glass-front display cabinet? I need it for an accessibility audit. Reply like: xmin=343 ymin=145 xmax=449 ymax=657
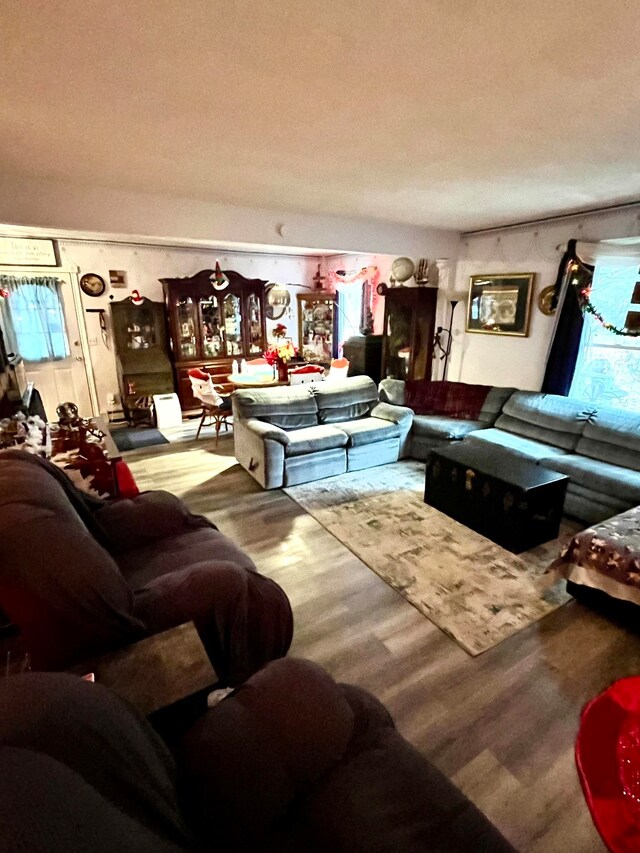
xmin=161 ymin=269 xmax=267 ymax=411
xmin=297 ymin=292 xmax=339 ymax=364
xmin=381 ymin=287 xmax=437 ymax=381
xmin=110 ymin=297 xmax=174 ymax=424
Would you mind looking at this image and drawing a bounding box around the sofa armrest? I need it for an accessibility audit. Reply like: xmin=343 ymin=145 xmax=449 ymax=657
xmin=233 ymin=417 xmax=286 ymax=489
xmin=370 ymin=403 xmax=413 ymax=459
xmin=243 ymin=418 xmax=291 ymax=447
xmin=178 ymin=658 xmax=355 ymax=846
xmin=371 ymin=401 xmax=414 ymax=426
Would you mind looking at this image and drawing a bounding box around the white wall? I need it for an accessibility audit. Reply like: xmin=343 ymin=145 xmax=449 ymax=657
xmin=449 ymin=207 xmax=640 ymax=389
xmin=323 ymin=253 xmax=456 ymax=374
xmin=59 ymin=239 xmax=318 ymax=414
xmin=0 ymin=176 xmax=460 ymax=259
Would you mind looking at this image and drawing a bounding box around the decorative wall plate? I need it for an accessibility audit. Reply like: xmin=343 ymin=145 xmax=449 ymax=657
xmin=538 ymin=285 xmax=556 ymax=316
xmin=376 ymin=282 xmax=388 ymax=296
xmin=80 ymin=273 xmax=106 ymax=297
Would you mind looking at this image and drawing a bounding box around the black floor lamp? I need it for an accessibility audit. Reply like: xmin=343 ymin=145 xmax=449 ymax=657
xmin=433 ymin=296 xmax=464 ymax=380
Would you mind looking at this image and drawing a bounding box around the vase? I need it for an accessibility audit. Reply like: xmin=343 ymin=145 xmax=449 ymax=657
xmin=276 ymin=358 xmax=289 ymax=383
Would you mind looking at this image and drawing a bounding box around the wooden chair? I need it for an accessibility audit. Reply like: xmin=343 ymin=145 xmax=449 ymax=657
xmin=187 ymin=369 xmax=232 ymax=444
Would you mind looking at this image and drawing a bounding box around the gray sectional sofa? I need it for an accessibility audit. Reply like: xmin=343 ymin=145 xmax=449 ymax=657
xmin=232 ymin=376 xmax=412 ymax=489
xmin=381 ymin=379 xmax=640 ymax=525
xmin=232 ymin=375 xmax=640 ymax=526
xmin=379 ymin=379 xmax=515 ymax=458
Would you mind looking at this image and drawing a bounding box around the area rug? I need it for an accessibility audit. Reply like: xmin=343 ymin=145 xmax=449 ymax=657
xmin=112 ymin=427 xmax=170 ymax=452
xmin=285 ymin=461 xmax=578 ymax=655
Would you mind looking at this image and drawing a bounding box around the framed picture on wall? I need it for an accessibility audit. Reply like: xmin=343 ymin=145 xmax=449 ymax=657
xmin=466 ymin=273 xmax=535 ymax=337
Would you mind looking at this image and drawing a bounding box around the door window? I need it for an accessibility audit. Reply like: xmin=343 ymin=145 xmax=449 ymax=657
xmin=0 ymin=276 xmax=70 ymax=362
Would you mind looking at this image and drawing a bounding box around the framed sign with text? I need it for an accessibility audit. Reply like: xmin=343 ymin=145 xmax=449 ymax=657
xmin=0 ymin=237 xmax=59 ymax=267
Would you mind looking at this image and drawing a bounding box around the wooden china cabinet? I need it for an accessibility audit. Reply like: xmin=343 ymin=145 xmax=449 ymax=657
xmin=160 ymin=269 xmax=268 ymax=412
xmin=381 ymin=287 xmax=437 ymax=381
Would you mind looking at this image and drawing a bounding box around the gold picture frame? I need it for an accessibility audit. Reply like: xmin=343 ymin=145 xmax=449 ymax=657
xmin=466 ymin=273 xmax=535 ymax=337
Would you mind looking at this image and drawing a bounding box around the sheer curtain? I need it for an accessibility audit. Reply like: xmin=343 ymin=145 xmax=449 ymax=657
xmin=0 ymin=275 xmax=70 ymax=361
xmin=543 ymin=240 xmax=640 ymax=402
xmin=568 ymin=254 xmax=640 ymax=411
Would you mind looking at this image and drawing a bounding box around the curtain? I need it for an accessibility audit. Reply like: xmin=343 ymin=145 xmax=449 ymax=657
xmin=0 ymin=275 xmax=70 ymax=362
xmin=541 ymin=240 xmax=592 ymax=395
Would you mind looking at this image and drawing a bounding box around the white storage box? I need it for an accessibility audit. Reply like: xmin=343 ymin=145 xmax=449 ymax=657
xmin=289 ymin=372 xmax=325 ymax=385
xmin=153 ymin=393 xmax=183 ymax=429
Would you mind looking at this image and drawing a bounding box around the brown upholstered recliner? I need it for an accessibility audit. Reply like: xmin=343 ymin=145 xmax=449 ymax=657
xmin=0 ymin=662 xmax=515 ymax=852
xmin=0 ymin=451 xmax=292 ymax=685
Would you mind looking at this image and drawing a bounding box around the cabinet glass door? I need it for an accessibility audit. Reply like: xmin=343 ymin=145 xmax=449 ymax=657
xmin=385 ymin=301 xmax=413 ymax=379
xmin=200 ymin=296 xmax=224 ymax=358
xmin=223 ymin=293 xmax=243 ymax=356
xmin=175 ymin=296 xmax=198 ymax=360
xmin=246 ymin=292 xmax=263 ymax=354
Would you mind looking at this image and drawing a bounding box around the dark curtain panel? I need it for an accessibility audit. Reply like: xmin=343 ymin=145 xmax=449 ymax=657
xmin=541 ymin=239 xmax=593 ymax=396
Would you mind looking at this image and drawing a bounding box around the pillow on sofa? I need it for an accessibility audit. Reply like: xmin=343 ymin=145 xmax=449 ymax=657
xmin=405 ymin=380 xmax=491 ymax=420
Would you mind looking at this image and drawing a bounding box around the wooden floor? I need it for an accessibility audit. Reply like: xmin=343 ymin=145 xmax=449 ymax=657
xmin=126 ymin=431 xmax=640 ymax=852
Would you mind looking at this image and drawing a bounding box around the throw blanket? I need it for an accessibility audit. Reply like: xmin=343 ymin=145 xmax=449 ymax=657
xmin=549 ymin=506 xmax=640 ymax=603
xmin=405 ymin=380 xmax=491 ymax=420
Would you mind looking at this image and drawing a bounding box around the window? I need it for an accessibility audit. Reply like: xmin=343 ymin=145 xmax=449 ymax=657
xmin=569 ymin=261 xmax=640 ymax=411
xmin=0 ymin=276 xmax=70 ymax=362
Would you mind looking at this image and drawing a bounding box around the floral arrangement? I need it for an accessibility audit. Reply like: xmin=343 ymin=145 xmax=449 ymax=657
xmin=264 ymin=324 xmax=298 ymax=364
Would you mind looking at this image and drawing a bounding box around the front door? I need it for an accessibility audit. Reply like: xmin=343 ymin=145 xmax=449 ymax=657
xmin=2 ymin=270 xmax=94 ymax=418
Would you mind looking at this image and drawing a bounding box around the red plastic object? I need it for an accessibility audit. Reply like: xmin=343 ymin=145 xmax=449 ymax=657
xmin=576 ymin=676 xmax=640 ymax=852
xmin=114 ymin=461 xmax=140 ymax=499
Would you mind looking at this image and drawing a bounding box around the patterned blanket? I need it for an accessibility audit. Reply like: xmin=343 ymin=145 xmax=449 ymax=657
xmin=549 ymin=506 xmax=640 ymax=601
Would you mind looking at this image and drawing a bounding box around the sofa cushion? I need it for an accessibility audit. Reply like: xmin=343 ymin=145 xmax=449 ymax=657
xmin=378 ymin=378 xmax=406 ymax=407
xmin=494 ymin=391 xmax=595 ymax=450
xmin=332 ymin=417 xmax=400 ymax=447
xmin=465 ymin=427 xmax=570 ymax=462
xmin=576 ymin=406 xmax=640 ymax=471
xmin=404 ymin=380 xmax=492 ymax=420
xmin=477 ymin=387 xmax=517 ymax=426
xmin=539 ymin=454 xmax=640 ymax=505
xmin=284 ymin=425 xmax=349 ymax=457
xmin=314 ymin=376 xmax=379 ymax=424
xmin=233 ymin=386 xmax=318 ymax=430
xmin=411 ymin=415 xmax=485 ymax=442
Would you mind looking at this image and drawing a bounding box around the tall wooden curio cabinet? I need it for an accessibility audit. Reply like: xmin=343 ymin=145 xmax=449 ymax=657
xmin=161 ymin=269 xmax=268 ymax=411
xmin=381 ymin=287 xmax=437 ymax=381
xmin=110 ymin=297 xmax=174 ymax=424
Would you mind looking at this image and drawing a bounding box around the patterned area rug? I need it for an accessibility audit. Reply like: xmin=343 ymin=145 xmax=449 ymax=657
xmin=285 ymin=460 xmax=579 ymax=655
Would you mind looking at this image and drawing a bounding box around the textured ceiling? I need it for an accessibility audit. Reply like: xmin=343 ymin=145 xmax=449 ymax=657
xmin=2 ymin=1 xmax=640 ymax=230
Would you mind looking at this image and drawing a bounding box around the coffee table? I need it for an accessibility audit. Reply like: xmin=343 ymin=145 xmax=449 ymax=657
xmin=424 ymin=442 xmax=568 ymax=553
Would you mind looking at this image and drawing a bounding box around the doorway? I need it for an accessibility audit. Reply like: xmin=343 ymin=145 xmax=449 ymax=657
xmin=0 ymin=270 xmax=96 ymax=418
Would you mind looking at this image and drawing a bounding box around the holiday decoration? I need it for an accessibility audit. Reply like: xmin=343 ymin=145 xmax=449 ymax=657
xmin=571 ymin=262 xmax=640 ymax=337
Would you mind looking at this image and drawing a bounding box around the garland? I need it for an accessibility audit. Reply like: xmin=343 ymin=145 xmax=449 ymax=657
xmin=570 ymin=262 xmax=640 ymax=337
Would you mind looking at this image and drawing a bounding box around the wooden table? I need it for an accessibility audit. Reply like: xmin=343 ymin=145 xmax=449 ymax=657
xmin=226 ymin=374 xmax=287 ymax=388
xmin=69 ymin=622 xmax=217 ymax=716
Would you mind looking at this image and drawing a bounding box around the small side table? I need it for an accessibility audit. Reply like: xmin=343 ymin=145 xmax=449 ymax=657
xmin=68 ymin=622 xmax=217 ymax=717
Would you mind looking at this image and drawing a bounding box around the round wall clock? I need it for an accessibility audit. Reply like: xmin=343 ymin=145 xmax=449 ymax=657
xmin=376 ymin=282 xmax=388 ymax=296
xmin=80 ymin=273 xmax=106 ymax=297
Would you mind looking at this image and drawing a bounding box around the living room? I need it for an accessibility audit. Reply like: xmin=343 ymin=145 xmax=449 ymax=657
xmin=1 ymin=3 xmax=640 ymax=852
